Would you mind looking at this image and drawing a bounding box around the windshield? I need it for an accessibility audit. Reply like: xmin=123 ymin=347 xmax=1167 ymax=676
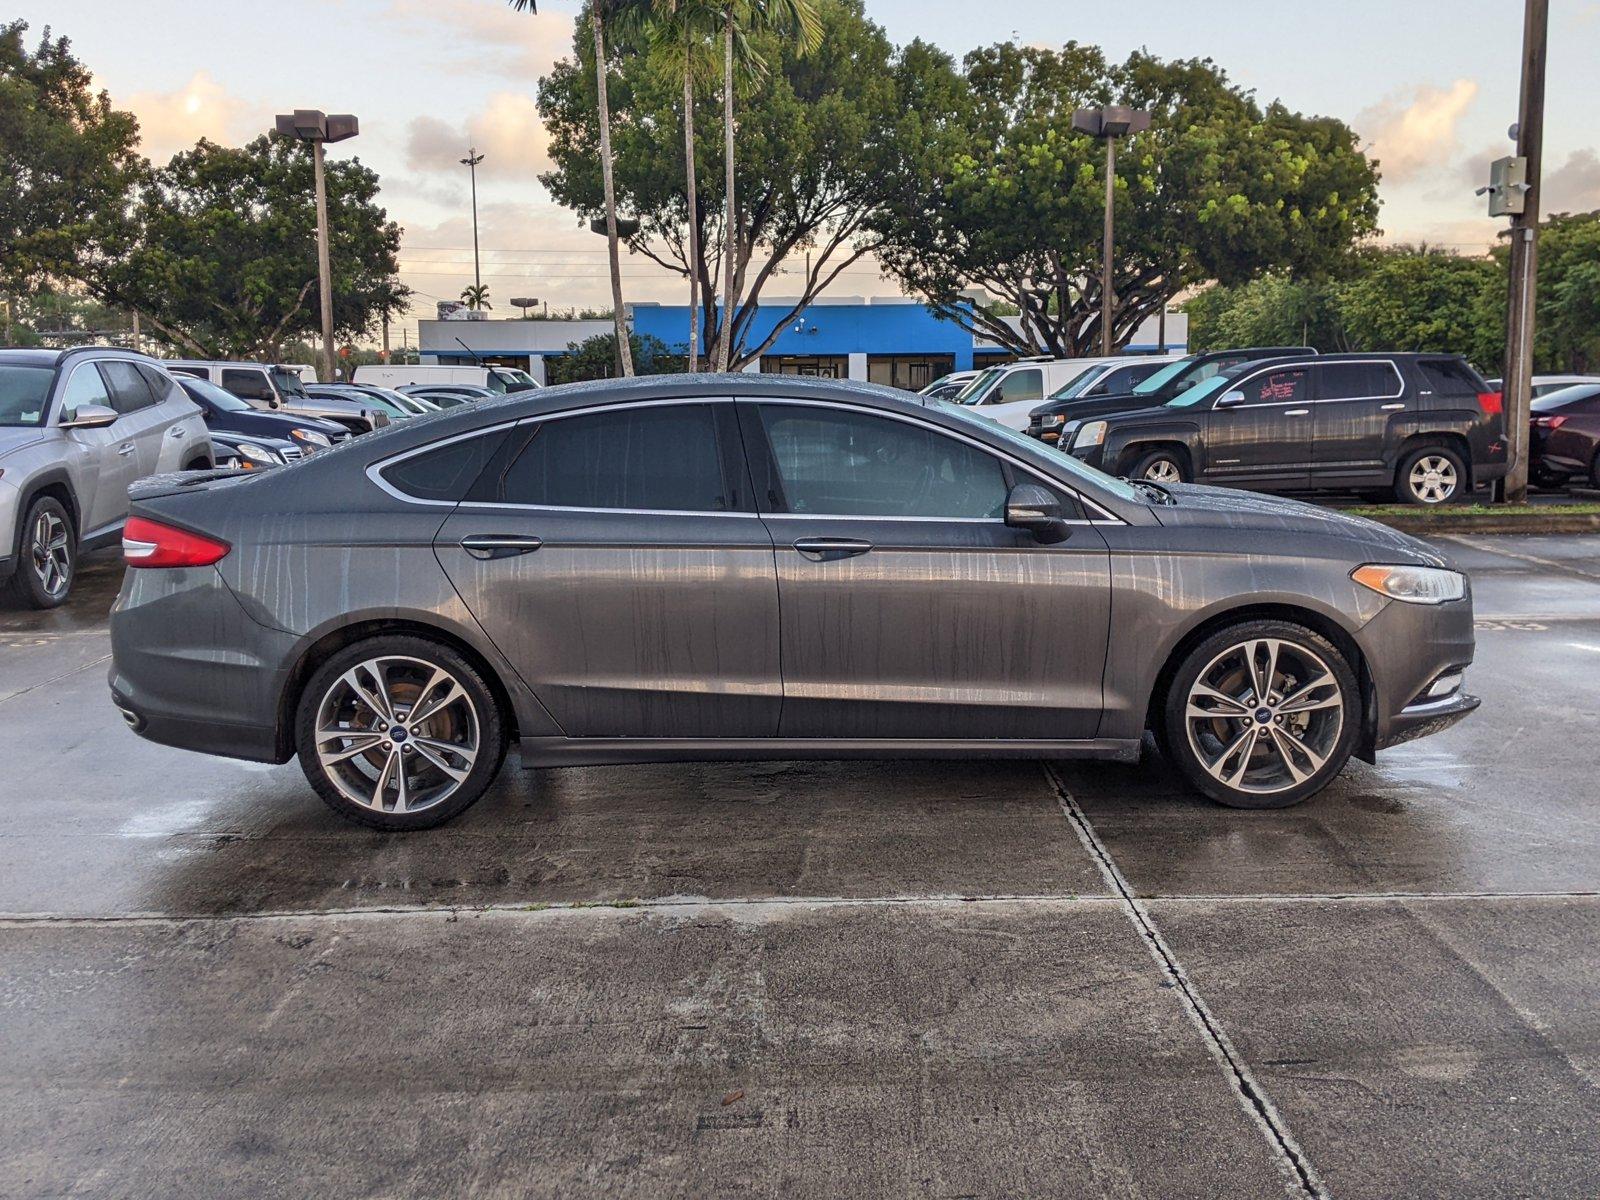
xmin=0 ymin=366 xmax=54 ymax=427
xmin=932 ymin=397 xmax=1144 ymax=505
xmin=1165 ymin=368 xmax=1247 ymax=409
xmin=955 ymin=367 xmax=1004 ymax=405
xmin=271 ymin=367 xmax=308 ymax=399
xmin=181 ymin=376 xmax=252 ymax=411
xmin=1131 ymin=356 xmax=1197 ymax=395
xmin=1049 ymin=366 xmax=1111 ymax=400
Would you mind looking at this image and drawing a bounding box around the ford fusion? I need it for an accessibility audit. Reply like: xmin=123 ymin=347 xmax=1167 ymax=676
xmin=108 ymin=377 xmax=1479 ymax=830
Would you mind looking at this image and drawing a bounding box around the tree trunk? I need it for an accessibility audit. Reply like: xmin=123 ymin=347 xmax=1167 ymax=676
xmin=683 ymin=26 xmax=700 ymax=372
xmin=593 ymin=9 xmax=634 ymax=376
xmin=718 ymin=6 xmax=736 ymax=372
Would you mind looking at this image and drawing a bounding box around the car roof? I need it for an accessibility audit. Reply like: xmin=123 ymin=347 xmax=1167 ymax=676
xmin=0 ymin=346 xmax=155 ymax=368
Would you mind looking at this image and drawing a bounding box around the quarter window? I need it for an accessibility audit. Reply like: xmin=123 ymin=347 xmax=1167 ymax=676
xmin=382 ymin=429 xmax=511 ymax=502
xmin=135 ymin=363 xmax=183 ymax=404
xmin=98 ymin=361 xmax=158 ymax=414
xmin=756 ymin=404 xmax=1008 ymax=519
xmin=1416 ymin=358 xmax=1485 ymax=395
xmin=502 ymin=404 xmax=731 ymax=511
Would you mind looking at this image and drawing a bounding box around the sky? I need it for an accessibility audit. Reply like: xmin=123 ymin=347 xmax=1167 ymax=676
xmin=17 ymin=0 xmax=1600 ymax=332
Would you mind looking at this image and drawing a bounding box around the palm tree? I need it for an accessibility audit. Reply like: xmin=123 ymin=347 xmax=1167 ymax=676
xmin=510 ymin=0 xmax=636 ymax=375
xmin=460 ymin=283 xmax=492 ymax=310
xmin=713 ymin=0 xmax=820 ymax=370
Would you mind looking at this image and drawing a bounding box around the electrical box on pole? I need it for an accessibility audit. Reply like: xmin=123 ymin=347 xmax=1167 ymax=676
xmin=1483 ymin=156 xmax=1529 ymax=217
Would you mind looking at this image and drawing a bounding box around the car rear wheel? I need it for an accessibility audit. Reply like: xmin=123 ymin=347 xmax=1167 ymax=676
xmin=1395 ymin=446 xmax=1466 ymax=505
xmin=8 ymin=496 xmax=75 ymax=610
xmin=296 ymin=637 xmax=507 ymax=830
xmin=1161 ymin=620 xmax=1359 ymax=809
xmin=1590 ymin=449 xmax=1600 ymax=491
xmin=1130 ymin=449 xmax=1188 ymax=485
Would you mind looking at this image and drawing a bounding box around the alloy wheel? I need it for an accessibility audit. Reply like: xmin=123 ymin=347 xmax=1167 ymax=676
xmin=313 ymin=655 xmax=481 ymax=815
xmin=1184 ymin=637 xmax=1345 ymax=797
xmin=29 ymin=510 xmax=71 ymax=600
xmin=1142 ymin=457 xmax=1183 ymax=485
xmin=1407 ymin=455 xmax=1458 ymax=503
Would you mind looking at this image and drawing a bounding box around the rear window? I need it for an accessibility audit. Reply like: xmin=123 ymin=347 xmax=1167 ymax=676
xmin=380 ymin=429 xmax=511 ymax=502
xmin=1531 ymin=385 xmax=1600 ymax=413
xmin=1416 ymin=358 xmax=1486 ymax=394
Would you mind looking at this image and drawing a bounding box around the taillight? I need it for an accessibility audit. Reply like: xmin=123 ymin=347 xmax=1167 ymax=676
xmin=1477 ymin=391 xmax=1503 ymax=415
xmin=1533 ymin=415 xmax=1567 ymax=429
xmin=122 ymin=516 xmax=230 ymax=568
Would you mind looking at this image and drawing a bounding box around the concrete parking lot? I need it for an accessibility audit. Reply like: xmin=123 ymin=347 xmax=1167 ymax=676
xmin=2 ymin=534 xmax=1598 ymax=1199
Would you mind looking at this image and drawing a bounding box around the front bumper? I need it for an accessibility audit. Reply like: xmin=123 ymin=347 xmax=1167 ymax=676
xmin=1377 ymin=689 xmax=1480 ymax=751
xmin=1354 ymin=589 xmax=1478 ymax=754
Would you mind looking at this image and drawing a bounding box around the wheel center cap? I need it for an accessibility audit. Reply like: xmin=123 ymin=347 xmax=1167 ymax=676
xmin=389 ymin=726 xmax=408 ymax=742
xmin=1254 ymin=707 xmax=1272 ymax=724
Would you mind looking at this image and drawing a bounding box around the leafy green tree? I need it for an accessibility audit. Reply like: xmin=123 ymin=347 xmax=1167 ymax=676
xmin=1185 ymin=273 xmax=1342 ymax=352
xmin=1524 ymin=211 xmax=1600 ymax=373
xmin=545 ymin=331 xmax=685 ymax=383
xmin=873 ymin=42 xmax=1381 ymax=357
xmin=1331 ymin=250 xmax=1503 ymax=366
xmin=79 ymin=135 xmax=408 ymax=359
xmin=0 ymin=21 xmax=142 ymax=302
xmin=540 ymin=0 xmax=900 ymax=368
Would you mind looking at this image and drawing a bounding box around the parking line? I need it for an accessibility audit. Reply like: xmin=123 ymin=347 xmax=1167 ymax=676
xmin=1045 ymin=764 xmax=1328 ymax=1200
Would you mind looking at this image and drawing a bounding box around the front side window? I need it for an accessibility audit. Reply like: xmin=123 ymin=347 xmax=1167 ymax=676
xmin=502 ymin=404 xmax=730 ymax=511
xmin=0 ymin=365 xmax=53 ymax=427
xmin=992 ymin=368 xmax=1044 ymax=405
xmin=757 ymin=404 xmax=1007 ymax=519
xmin=222 ymin=369 xmax=275 ymax=402
xmin=58 ymin=364 xmax=113 ymax=421
xmin=99 ymin=360 xmax=158 ymax=414
xmin=1239 ymin=368 xmax=1308 ymax=407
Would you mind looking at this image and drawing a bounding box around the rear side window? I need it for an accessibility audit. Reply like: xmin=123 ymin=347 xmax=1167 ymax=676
xmin=1416 ymin=358 xmax=1485 ymax=394
xmin=99 ymin=360 xmax=159 ymax=414
xmin=166 ymin=366 xmax=205 ymax=380
xmin=1316 ymin=362 xmax=1402 ymax=401
xmin=501 ymin=404 xmax=730 ymax=511
xmin=381 ymin=429 xmax=511 ymax=503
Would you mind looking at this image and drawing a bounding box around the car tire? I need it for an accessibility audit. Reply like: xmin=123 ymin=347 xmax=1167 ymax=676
xmin=1129 ymin=449 xmax=1188 ymax=485
xmin=1160 ymin=619 xmax=1359 ymax=809
xmin=295 ymin=636 xmax=507 ymax=831
xmin=7 ymin=496 xmax=75 ymax=610
xmin=1395 ymin=446 xmax=1466 ymax=505
xmin=1590 ymin=449 xmax=1600 ymax=491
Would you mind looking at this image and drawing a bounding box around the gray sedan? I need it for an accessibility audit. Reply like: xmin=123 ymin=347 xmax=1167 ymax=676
xmin=107 ymin=376 xmax=1479 ymax=829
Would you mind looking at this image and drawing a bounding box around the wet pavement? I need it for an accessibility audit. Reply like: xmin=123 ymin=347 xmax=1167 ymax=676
xmin=1 ymin=536 xmax=1597 ymax=1198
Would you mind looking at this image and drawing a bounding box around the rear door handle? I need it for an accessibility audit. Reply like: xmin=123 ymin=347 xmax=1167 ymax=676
xmin=459 ymin=534 xmax=542 ymax=560
xmin=793 ymin=537 xmax=873 ymax=562
xmin=1284 ymin=409 xmax=1310 ymax=417
xmin=1380 ymin=402 xmax=1406 ymax=411
xmin=117 ymin=441 xmax=136 ymax=456
xmin=167 ymin=424 xmax=188 ymax=438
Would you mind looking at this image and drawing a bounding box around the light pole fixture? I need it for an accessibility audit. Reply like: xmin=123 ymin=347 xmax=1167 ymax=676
xmin=1072 ymin=105 xmax=1151 ymax=356
xmin=460 ymin=146 xmax=485 ymax=297
xmin=274 ymin=110 xmax=359 ymax=383
xmin=590 ymin=216 xmax=641 ymax=239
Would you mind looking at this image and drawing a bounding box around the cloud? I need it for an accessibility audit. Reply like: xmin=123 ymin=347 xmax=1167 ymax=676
xmin=386 ymin=0 xmax=573 ymax=80
xmin=404 ymin=93 xmax=552 ymax=181
xmin=1544 ymin=148 xmax=1600 ymax=212
xmin=1358 ymin=79 xmax=1479 ymax=184
xmin=123 ymin=71 xmax=265 ymax=162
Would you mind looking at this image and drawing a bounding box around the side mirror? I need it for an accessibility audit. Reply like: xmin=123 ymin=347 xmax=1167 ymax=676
xmin=1214 ymin=391 xmax=1245 ymax=409
xmin=1004 ymin=482 xmax=1071 ymax=545
xmin=60 ymin=404 xmax=118 ymax=430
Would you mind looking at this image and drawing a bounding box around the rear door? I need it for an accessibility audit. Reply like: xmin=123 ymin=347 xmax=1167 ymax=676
xmin=433 ymin=400 xmax=782 ymax=739
xmin=743 ymin=399 xmax=1112 ymax=740
xmin=1200 ymin=366 xmax=1313 ymax=489
xmin=1308 ymin=360 xmax=1407 ymax=486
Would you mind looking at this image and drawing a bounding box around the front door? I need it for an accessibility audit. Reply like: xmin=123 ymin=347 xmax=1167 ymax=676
xmin=435 ymin=400 xmax=782 ymax=739
xmin=1200 ymin=365 xmax=1313 ymax=490
xmin=55 ymin=362 xmax=138 ymax=537
xmin=742 ymin=401 xmax=1112 ymax=740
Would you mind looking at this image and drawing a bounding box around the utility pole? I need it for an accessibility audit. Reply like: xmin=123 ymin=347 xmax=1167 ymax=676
xmin=1073 ymin=106 xmax=1151 ymax=357
xmin=1501 ymin=0 xmax=1548 ymax=504
xmin=274 ymin=110 xmax=360 ymax=384
xmin=131 ymin=311 xmax=141 ymax=354
xmin=460 ymin=146 xmax=485 ymax=296
xmin=381 ymin=315 xmax=390 ymax=364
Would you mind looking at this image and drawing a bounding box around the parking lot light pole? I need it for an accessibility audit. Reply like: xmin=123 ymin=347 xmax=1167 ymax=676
xmin=274 ymin=110 xmax=359 ymax=384
xmin=460 ymin=147 xmax=485 ymax=296
xmin=1073 ymin=106 xmax=1151 ymax=357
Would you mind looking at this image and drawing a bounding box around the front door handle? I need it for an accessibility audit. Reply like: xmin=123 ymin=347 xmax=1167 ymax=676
xmin=1380 ymin=402 xmax=1406 ymax=411
xmin=460 ymin=534 xmax=543 ymax=560
xmin=1284 ymin=408 xmax=1310 ymax=417
xmin=793 ymin=537 xmax=873 ymax=562
xmin=117 ymin=441 xmax=137 ymax=456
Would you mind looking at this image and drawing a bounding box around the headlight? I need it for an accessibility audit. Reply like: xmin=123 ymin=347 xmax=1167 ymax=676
xmin=291 ymin=428 xmax=331 ymax=448
xmin=1074 ymin=420 xmax=1107 ymax=449
xmin=1039 ymin=414 xmax=1065 ymax=428
xmin=224 ymin=441 xmax=282 ymax=468
xmin=1352 ymin=564 xmax=1466 ymax=605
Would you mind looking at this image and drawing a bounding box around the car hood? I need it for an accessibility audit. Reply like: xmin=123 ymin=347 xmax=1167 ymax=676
xmin=1152 ymin=483 xmax=1452 ymax=567
xmin=1033 ymin=392 xmax=1162 ymax=422
xmin=0 ymin=427 xmax=50 ymax=461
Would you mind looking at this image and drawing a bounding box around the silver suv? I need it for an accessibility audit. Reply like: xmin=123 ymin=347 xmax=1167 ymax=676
xmin=1 ymin=348 xmax=212 ymax=608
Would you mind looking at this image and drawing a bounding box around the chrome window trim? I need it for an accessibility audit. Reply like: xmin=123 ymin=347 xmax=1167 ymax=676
xmin=1221 ymin=359 xmax=1406 ymax=409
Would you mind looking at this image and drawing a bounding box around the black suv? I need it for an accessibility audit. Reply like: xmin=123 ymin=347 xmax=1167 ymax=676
xmin=1066 ymin=353 xmax=1508 ymax=504
xmin=1026 ymin=347 xmax=1315 ymax=442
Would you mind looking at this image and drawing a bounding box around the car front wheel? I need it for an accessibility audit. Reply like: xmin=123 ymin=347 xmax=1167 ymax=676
xmin=1129 ymin=449 xmax=1188 ymax=485
xmin=8 ymin=496 xmax=75 ymax=610
xmin=1161 ymin=620 xmax=1359 ymax=809
xmin=295 ymin=637 xmax=507 ymax=830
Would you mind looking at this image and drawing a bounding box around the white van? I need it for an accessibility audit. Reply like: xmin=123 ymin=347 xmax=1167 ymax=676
xmin=353 ymin=364 xmax=540 ymax=394
xmin=956 ymin=355 xmax=1179 ymax=431
xmin=164 ymin=360 xmax=311 ymax=410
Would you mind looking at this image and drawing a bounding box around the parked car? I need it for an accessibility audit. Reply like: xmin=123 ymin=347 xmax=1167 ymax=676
xmin=110 ymin=375 xmax=1478 ymax=829
xmin=175 ymin=376 xmax=349 ymax=460
xmin=1486 ymin=373 xmax=1600 ymax=399
xmin=306 ymin=384 xmax=419 ymax=423
xmin=918 ymin=370 xmax=978 ymax=402
xmin=281 ymin=389 xmax=390 ymax=437
xmin=1 ymin=348 xmax=211 ymax=608
xmin=209 ymin=429 xmax=299 ymax=471
xmin=323 ymin=383 xmax=440 ymax=417
xmin=1066 ymin=352 xmax=1508 ymax=504
xmin=353 ymin=364 xmax=540 ymax=394
xmin=1026 ymin=347 xmax=1317 ymax=442
xmin=1529 ymin=383 xmax=1600 ymax=489
xmin=400 ymin=384 xmax=496 ymax=408
xmin=954 ymin=357 xmax=1129 ymax=430
xmin=165 ymin=359 xmax=310 ymax=411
